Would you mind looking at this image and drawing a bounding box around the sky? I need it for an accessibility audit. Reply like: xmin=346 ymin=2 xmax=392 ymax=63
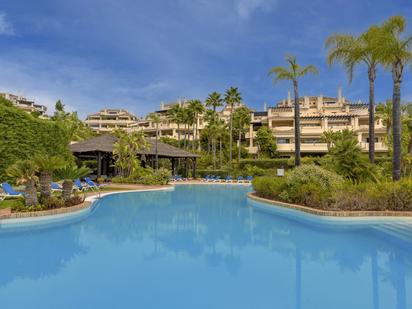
xmin=0 ymin=0 xmax=411 ymax=119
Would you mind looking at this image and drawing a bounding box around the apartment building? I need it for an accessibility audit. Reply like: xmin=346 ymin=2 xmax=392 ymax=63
xmin=85 ymin=109 xmax=138 ymax=133
xmin=246 ymin=89 xmax=388 ymax=156
xmin=0 ymin=92 xmax=48 ymax=117
xmin=128 ymin=99 xmax=246 ymax=140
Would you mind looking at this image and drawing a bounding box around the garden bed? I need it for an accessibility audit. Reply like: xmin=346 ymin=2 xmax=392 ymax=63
xmin=248 ymin=192 xmax=412 ymax=217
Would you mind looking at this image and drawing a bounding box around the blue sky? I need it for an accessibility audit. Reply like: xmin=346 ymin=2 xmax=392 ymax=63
xmin=0 ymin=0 xmax=411 ymax=118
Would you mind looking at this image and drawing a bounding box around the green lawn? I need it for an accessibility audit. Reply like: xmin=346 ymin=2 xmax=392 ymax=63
xmin=0 ymin=198 xmax=24 ymax=209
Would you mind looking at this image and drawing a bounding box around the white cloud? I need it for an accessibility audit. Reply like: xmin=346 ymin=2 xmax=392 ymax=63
xmin=0 ymin=12 xmax=14 ymax=35
xmin=234 ymin=0 xmax=276 ymax=19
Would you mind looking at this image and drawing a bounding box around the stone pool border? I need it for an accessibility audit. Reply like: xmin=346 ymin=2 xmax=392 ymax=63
xmin=247 ymin=192 xmax=412 ymax=218
xmin=0 ymin=186 xmax=174 ymax=228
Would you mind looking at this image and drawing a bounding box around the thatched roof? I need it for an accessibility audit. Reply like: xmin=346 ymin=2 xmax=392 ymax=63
xmin=69 ymin=134 xmax=199 ymax=158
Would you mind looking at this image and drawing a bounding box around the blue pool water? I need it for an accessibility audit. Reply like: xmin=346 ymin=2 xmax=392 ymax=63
xmin=1 ymin=185 xmax=412 ymax=309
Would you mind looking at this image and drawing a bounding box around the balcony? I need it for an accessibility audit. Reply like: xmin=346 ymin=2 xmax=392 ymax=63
xmin=359 ymin=142 xmax=388 ymax=152
xmin=277 ymin=143 xmax=329 ymax=153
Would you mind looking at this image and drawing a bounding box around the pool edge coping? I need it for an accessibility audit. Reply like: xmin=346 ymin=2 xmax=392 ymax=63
xmin=247 ymin=192 xmax=412 ymax=219
xmin=0 ymin=186 xmax=174 ymax=228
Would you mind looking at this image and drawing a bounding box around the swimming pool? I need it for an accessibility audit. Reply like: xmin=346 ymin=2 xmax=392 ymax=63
xmin=1 ymin=185 xmax=411 ymax=309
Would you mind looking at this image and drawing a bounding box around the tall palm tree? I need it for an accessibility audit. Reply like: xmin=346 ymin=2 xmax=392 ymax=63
xmin=376 ymin=16 xmax=412 ymax=181
xmin=168 ymin=105 xmax=184 ymax=148
xmin=224 ymin=87 xmax=242 ymax=164
xmin=215 ymin=120 xmax=228 ymax=168
xmin=34 ymin=153 xmax=66 ymax=199
xmin=188 ymin=99 xmax=205 ymax=151
xmin=54 ymin=165 xmax=92 ymax=202
xmin=326 ymin=26 xmax=382 ymax=163
xmin=149 ymin=113 xmax=161 ymax=169
xmin=205 ymin=92 xmax=223 ymax=114
xmin=6 ymin=160 xmax=39 ymax=206
xmin=233 ymin=106 xmax=251 ymax=161
xmin=269 ymin=55 xmax=318 ymax=166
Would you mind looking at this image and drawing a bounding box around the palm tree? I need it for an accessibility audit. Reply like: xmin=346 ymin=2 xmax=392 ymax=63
xmin=168 ymin=105 xmax=184 ymax=148
xmin=6 ymin=160 xmax=39 ymax=206
xmin=233 ymin=106 xmax=251 ymax=161
xmin=149 ymin=113 xmax=161 ymax=169
xmin=321 ymin=130 xmax=337 ymax=152
xmin=205 ymin=92 xmax=223 ymax=115
xmin=188 ymin=99 xmax=205 ymax=151
xmin=376 ymin=16 xmax=412 ymax=180
xmin=215 ymin=120 xmax=228 ymax=168
xmin=54 ymin=165 xmax=92 ymax=202
xmin=182 ymin=107 xmax=194 ymax=149
xmin=33 ymin=153 xmax=66 ymax=199
xmin=224 ymin=87 xmax=242 ymax=164
xmin=326 ymin=26 xmax=382 ymax=163
xmin=268 ymin=55 xmax=318 ymax=166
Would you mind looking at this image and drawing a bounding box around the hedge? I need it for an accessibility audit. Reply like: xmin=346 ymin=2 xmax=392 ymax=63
xmin=236 ymin=157 xmax=322 ymax=170
xmin=0 ymin=98 xmax=72 ymax=180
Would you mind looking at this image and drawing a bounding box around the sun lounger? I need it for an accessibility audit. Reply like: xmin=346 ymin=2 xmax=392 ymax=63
xmin=51 ymin=182 xmax=63 ymax=192
xmin=225 ymin=176 xmax=232 ymax=183
xmin=237 ymin=176 xmax=244 ymax=183
xmin=0 ymin=182 xmax=23 ymax=201
xmin=84 ymin=177 xmax=102 ymax=191
xmin=74 ymin=179 xmax=88 ymax=191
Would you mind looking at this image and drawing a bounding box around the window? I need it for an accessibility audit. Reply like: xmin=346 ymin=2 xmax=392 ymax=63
xmin=366 ymin=138 xmax=379 ymax=143
xmin=277 ymin=138 xmax=290 ymax=144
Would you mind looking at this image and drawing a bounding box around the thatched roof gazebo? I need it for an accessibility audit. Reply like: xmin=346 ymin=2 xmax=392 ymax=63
xmin=69 ymin=134 xmax=199 ymax=178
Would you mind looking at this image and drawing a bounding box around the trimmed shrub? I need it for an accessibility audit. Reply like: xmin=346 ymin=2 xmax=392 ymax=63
xmin=252 ymin=176 xmax=286 ymax=199
xmin=252 ymin=165 xmax=344 ymax=208
xmin=0 ymin=97 xmax=72 ymax=180
xmin=333 ymin=179 xmax=412 ymax=211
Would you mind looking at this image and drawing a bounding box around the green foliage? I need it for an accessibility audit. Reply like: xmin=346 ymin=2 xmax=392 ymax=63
xmin=237 ymin=158 xmax=292 ymax=169
xmin=0 ymin=97 xmax=72 ymax=181
xmin=328 ymin=132 xmax=379 ymax=183
xmin=51 ymin=100 xmax=95 ymax=142
xmin=6 ymin=159 xmax=39 ymax=185
xmin=33 ymin=153 xmax=67 ymax=172
xmin=160 ymin=136 xmax=179 ymax=147
xmin=253 ymin=165 xmax=344 ymax=208
xmin=252 ymin=176 xmax=286 ymax=199
xmin=333 ymin=179 xmax=412 ymax=211
xmin=112 ymin=167 xmax=171 ymax=185
xmin=54 ymin=165 xmax=92 ymax=181
xmin=113 ymin=130 xmax=148 ymax=177
xmin=256 ymin=126 xmax=277 ymax=158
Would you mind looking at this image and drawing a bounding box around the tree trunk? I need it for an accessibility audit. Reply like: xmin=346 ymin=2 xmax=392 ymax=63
xmin=177 ymin=123 xmax=181 ymax=148
xmin=192 ymin=122 xmax=196 ymax=151
xmin=155 ymin=124 xmax=159 ymax=169
xmin=213 ymin=138 xmax=216 ymax=170
xmin=229 ymin=104 xmax=233 ymax=164
xmin=219 ymin=139 xmax=223 ymax=168
xmin=62 ymin=180 xmax=73 ymax=202
xmin=392 ymin=62 xmax=403 ymax=181
xmin=293 ymin=80 xmax=301 ymax=167
xmin=25 ymin=180 xmax=38 ymax=206
xmin=368 ymin=68 xmax=376 ymax=164
xmin=238 ymin=128 xmax=241 ymax=162
xmin=39 ymin=171 xmax=52 ymax=199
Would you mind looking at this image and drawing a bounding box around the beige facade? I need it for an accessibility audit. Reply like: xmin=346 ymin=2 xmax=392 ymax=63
xmin=85 ymin=109 xmax=138 ymax=133
xmin=246 ymin=90 xmax=388 ymax=156
xmin=127 ymin=100 xmax=245 ymax=140
xmin=0 ymin=92 xmax=48 ymax=117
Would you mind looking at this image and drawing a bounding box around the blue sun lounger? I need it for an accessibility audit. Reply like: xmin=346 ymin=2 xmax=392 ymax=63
xmin=0 ymin=182 xmax=23 ymax=201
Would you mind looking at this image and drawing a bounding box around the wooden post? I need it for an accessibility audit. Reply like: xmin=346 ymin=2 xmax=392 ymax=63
xmin=97 ymin=151 xmax=102 ymax=178
xmin=171 ymin=158 xmax=176 ymax=176
xmin=184 ymin=158 xmax=188 ymax=178
xmin=192 ymin=158 xmax=197 ymax=179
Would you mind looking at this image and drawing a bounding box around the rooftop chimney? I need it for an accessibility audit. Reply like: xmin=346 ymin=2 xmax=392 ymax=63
xmin=264 ymin=102 xmax=267 ymax=112
xmin=338 ymin=86 xmax=343 ymax=103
